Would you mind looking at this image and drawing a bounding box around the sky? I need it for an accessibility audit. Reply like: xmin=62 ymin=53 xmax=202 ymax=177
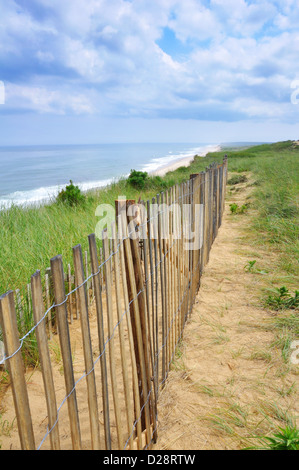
xmin=0 ymin=0 xmax=299 ymax=145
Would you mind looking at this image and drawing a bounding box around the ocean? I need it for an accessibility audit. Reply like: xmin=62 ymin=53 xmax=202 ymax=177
xmin=0 ymin=142 xmax=219 ymax=208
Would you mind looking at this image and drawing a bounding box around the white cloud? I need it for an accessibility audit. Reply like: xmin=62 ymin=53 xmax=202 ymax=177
xmin=169 ymin=0 xmax=221 ymax=42
xmin=63 ymin=38 xmax=106 ymax=81
xmin=211 ymin=0 xmax=278 ymax=36
xmin=0 ymin=0 xmax=298 ymax=125
xmin=6 ymin=83 xmax=95 ymax=114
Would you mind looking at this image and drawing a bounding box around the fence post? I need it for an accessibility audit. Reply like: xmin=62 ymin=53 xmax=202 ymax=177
xmin=167 ymin=188 xmax=173 ymax=366
xmin=73 ymin=244 xmax=101 ymax=450
xmin=0 ymin=291 xmax=35 ymax=450
xmin=216 ymin=164 xmax=221 ymax=232
xmin=151 ymin=196 xmax=160 ymax=395
xmin=102 ymin=230 xmax=125 ymax=450
xmin=218 ymin=162 xmax=222 ymax=227
xmin=88 ymin=233 xmax=111 ymax=450
xmin=180 ymin=182 xmax=187 ymax=329
xmin=50 ymin=255 xmax=82 ymax=450
xmin=128 ymin=203 xmax=155 ymax=434
xmin=175 ymin=184 xmax=182 ymax=344
xmin=199 ymin=171 xmax=206 ymax=277
xmin=157 ymin=193 xmax=166 ymax=384
xmin=141 ymin=201 xmax=158 ymax=444
xmin=121 ymin=208 xmax=153 ymax=448
xmin=117 ymin=223 xmax=143 ymax=449
xmin=223 ymin=155 xmax=228 ymax=214
xmin=208 ymin=166 xmax=213 ymax=252
xmin=111 ymin=222 xmax=135 ymax=449
xmin=178 ymin=182 xmax=184 ymax=334
xmin=31 ymin=271 xmax=60 ymax=450
xmin=185 ymin=180 xmax=191 ymax=319
xmin=190 ymin=173 xmax=201 ymax=300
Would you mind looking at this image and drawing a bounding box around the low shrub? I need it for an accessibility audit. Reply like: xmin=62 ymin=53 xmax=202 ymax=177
xmin=56 ymin=180 xmax=85 ymax=206
xmin=264 ymin=287 xmax=299 ymax=311
xmin=127 ymin=170 xmax=168 ymax=191
xmin=127 ymin=169 xmax=149 ymax=189
xmin=227 ymin=174 xmax=248 ymax=185
xmin=229 ymin=203 xmax=248 ymax=214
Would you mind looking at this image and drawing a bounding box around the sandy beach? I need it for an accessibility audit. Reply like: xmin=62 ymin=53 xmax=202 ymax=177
xmin=151 ymin=144 xmax=222 ymax=177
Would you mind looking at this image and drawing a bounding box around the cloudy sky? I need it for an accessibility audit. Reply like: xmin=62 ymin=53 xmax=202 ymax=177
xmin=0 ymin=0 xmax=299 ymax=145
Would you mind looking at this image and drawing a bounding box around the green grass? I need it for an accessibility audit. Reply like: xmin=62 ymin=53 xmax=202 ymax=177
xmin=246 ymin=425 xmax=299 ymax=450
xmin=264 ymin=287 xmax=299 ymax=311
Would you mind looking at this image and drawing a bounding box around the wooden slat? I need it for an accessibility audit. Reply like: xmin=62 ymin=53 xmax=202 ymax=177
xmin=111 ymin=222 xmax=135 ymax=449
xmin=0 ymin=291 xmax=35 ymax=450
xmin=121 ymin=210 xmax=152 ymax=448
xmin=73 ymin=244 xmax=101 ymax=450
xmin=128 ymin=203 xmax=155 ymax=439
xmin=117 ymin=218 xmax=143 ymax=449
xmin=88 ymin=233 xmax=111 ymax=450
xmin=141 ymin=202 xmax=158 ymax=444
xmin=102 ymin=230 xmax=125 ymax=450
xmin=157 ymin=193 xmax=166 ymax=385
xmin=152 ymin=196 xmax=160 ymax=394
xmin=50 ymin=255 xmax=82 ymax=450
xmin=31 ymin=271 xmax=60 ymax=450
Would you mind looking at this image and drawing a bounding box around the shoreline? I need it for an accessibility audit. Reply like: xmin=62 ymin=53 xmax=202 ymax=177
xmin=0 ymin=144 xmax=222 ymax=209
xmin=151 ymin=144 xmax=222 ymax=177
xmin=82 ymin=145 xmax=221 ymax=197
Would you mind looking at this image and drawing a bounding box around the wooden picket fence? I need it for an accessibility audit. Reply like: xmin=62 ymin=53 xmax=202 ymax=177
xmin=0 ymin=157 xmax=228 ymax=450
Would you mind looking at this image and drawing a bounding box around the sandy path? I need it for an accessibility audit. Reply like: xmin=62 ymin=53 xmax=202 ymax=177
xmin=153 ymin=177 xmax=299 ymax=450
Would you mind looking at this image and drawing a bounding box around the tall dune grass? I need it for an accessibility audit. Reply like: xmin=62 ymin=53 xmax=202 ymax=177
xmin=0 ymin=177 xmax=169 ymax=294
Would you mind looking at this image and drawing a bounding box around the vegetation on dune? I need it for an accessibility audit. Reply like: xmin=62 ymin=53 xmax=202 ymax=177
xmin=0 ymin=175 xmax=172 ymax=295
xmin=56 ymin=180 xmax=85 ymax=207
xmin=127 ymin=169 xmax=168 ymax=190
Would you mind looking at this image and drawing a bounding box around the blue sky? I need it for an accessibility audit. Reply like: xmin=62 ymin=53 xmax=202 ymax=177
xmin=0 ymin=0 xmax=299 ymax=145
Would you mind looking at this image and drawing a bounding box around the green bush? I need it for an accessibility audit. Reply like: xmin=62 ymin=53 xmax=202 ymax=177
xmin=230 ymin=203 xmax=239 ymax=214
xmin=127 ymin=170 xmax=169 ymax=191
xmin=127 ymin=169 xmax=149 ymax=189
xmin=229 ymin=203 xmax=248 ymax=214
xmin=56 ymin=180 xmax=85 ymax=206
